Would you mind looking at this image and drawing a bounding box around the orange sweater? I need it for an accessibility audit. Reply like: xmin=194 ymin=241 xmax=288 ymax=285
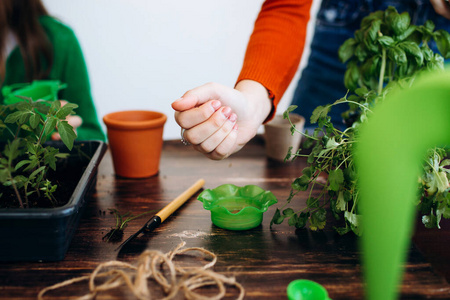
xmin=237 ymin=0 xmax=313 ymax=120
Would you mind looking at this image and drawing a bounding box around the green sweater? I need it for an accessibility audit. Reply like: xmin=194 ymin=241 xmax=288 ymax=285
xmin=1 ymin=16 xmax=105 ymax=141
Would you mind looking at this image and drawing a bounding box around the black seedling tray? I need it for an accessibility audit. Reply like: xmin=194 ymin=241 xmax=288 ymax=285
xmin=0 ymin=140 xmax=107 ymax=261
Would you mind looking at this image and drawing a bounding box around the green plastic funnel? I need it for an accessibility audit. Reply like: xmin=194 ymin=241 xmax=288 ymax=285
xmin=355 ymin=70 xmax=450 ymax=299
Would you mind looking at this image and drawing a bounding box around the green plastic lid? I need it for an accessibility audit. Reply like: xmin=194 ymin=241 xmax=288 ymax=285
xmin=197 ymin=184 xmax=277 ymax=230
xmin=287 ymin=280 xmax=331 ymax=300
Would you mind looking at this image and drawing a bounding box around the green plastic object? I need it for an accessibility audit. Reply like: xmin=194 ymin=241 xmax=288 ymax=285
xmin=287 ymin=280 xmax=331 ymax=300
xmin=197 ymin=184 xmax=277 ymax=230
xmin=355 ymin=70 xmax=450 ymax=300
xmin=2 ymin=80 xmax=67 ymax=104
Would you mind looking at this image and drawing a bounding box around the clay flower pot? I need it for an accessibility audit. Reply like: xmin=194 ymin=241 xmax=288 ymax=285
xmin=263 ymin=113 xmax=305 ymax=162
xmin=103 ymin=110 xmax=167 ymax=178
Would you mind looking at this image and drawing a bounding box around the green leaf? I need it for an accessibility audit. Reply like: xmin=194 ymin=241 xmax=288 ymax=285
xmin=392 ymin=11 xmax=410 ymax=36
xmin=5 ymin=111 xmax=27 ymax=124
xmin=49 ymin=100 xmax=62 ymax=115
xmin=434 ymin=29 xmax=450 ymax=59
xmin=355 ymin=43 xmax=368 ymax=62
xmin=328 ymin=169 xmax=344 ymax=192
xmin=422 ymin=214 xmax=437 ymax=229
xmin=288 ymin=213 xmax=298 ymax=227
xmin=344 ymin=62 xmax=360 ymax=91
xmin=325 ymin=136 xmax=340 ymax=149
xmin=56 ymin=120 xmax=77 ymax=150
xmin=388 ymin=46 xmax=407 ymax=65
xmin=43 ymin=117 xmax=58 ymax=137
xmin=385 ymin=6 xmax=400 ymax=29
xmin=270 ymin=208 xmax=285 ymax=226
xmin=427 ymin=53 xmax=444 ymax=71
xmin=440 ymin=159 xmax=450 ymax=168
xmin=421 ymin=45 xmax=433 ymax=61
xmin=424 ymin=20 xmax=435 ymax=32
xmin=283 ymin=105 xmax=297 ymax=119
xmin=377 ymin=36 xmax=395 ymax=47
xmin=361 ymin=56 xmax=380 ymax=79
xmin=44 ymin=147 xmax=60 ymax=171
xmin=310 ymin=208 xmax=326 ymax=231
xmin=29 ymin=166 xmax=46 ymax=180
xmin=344 ymin=166 xmax=357 ymax=182
xmin=55 ymin=103 xmax=78 ymax=119
xmin=334 ymin=225 xmax=351 ymax=235
xmin=4 ymin=139 xmax=21 ymax=161
xmin=367 ymin=19 xmax=381 ymax=41
xmin=310 ymin=105 xmax=331 ymax=124
xmin=336 ymin=191 xmax=346 ymax=211
xmin=302 ymin=166 xmax=314 ymax=178
xmin=291 ymin=175 xmax=309 ymax=191
xmin=398 ymin=41 xmax=423 ymax=66
xmin=396 ymin=25 xmax=417 ymax=41
xmin=14 ymin=160 xmax=31 ymax=171
xmin=295 ymin=212 xmax=309 ymax=229
xmin=29 ymin=113 xmax=40 ymax=129
xmin=283 ymin=208 xmax=295 ymax=217
xmin=345 ymin=211 xmax=363 ymax=235
xmin=338 ymin=38 xmax=357 ymax=63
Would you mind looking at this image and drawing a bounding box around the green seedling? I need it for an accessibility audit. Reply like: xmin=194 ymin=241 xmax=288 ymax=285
xmin=0 ymin=96 xmax=77 ymax=208
xmin=103 ymin=208 xmax=158 ymax=243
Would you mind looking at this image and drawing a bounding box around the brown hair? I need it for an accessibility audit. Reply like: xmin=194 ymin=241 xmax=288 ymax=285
xmin=0 ymin=0 xmax=53 ymax=83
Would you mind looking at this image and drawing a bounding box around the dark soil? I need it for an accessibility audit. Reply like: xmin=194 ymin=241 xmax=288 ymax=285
xmin=0 ymin=151 xmax=89 ymax=209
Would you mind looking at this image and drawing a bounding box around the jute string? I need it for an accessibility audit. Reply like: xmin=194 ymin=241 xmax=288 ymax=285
xmin=37 ymin=242 xmax=244 ymax=300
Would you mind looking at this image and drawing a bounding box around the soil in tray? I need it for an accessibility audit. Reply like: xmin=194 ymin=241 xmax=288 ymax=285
xmin=0 ymin=155 xmax=88 ymax=209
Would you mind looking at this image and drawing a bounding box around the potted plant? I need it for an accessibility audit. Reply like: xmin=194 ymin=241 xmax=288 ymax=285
xmin=0 ymin=94 xmax=106 ymax=261
xmin=271 ymin=6 xmax=450 ymax=235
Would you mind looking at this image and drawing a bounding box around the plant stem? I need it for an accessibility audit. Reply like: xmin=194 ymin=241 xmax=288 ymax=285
xmin=378 ymin=47 xmax=387 ymax=95
xmin=37 ymin=119 xmax=48 ymax=146
xmin=8 ymin=172 xmax=24 ymax=208
xmin=287 ymin=115 xmax=319 ymax=141
xmin=338 ymin=100 xmax=373 ymax=113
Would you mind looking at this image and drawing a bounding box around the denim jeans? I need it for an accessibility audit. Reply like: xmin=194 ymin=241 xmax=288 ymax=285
xmin=291 ymin=0 xmax=450 ymax=130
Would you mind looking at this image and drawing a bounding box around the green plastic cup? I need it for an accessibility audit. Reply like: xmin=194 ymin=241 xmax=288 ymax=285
xmin=287 ymin=280 xmax=331 ymax=300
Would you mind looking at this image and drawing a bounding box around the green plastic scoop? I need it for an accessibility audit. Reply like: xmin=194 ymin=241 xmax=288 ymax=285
xmin=355 ymin=70 xmax=450 ymax=299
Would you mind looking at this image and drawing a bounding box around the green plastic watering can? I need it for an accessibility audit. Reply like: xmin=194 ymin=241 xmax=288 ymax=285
xmin=355 ymin=70 xmax=450 ymax=299
xmin=2 ymin=80 xmax=66 ymax=104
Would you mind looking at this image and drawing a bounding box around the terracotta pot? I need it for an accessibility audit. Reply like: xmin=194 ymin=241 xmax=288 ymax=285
xmin=103 ymin=110 xmax=167 ymax=178
xmin=263 ymin=113 xmax=305 ymax=162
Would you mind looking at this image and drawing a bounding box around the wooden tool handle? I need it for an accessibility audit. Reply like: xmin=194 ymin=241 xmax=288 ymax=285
xmin=156 ymin=179 xmax=205 ymax=222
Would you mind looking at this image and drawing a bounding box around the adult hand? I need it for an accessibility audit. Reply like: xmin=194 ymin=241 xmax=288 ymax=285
xmin=430 ymin=0 xmax=450 ymax=19
xmin=172 ymin=80 xmax=272 ymax=160
xmin=51 ymin=100 xmax=83 ymax=141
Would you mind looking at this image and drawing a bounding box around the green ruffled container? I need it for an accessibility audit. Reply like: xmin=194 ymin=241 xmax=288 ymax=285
xmin=197 ymin=184 xmax=277 ymax=230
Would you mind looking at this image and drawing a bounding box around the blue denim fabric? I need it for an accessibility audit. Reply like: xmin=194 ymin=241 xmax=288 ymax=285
xmin=291 ymin=0 xmax=450 ymax=130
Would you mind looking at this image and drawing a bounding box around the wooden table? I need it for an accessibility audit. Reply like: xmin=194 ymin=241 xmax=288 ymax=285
xmin=0 ymin=137 xmax=449 ymax=299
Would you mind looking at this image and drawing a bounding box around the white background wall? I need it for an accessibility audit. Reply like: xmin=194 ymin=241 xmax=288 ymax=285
xmin=42 ymin=0 xmax=320 ymax=140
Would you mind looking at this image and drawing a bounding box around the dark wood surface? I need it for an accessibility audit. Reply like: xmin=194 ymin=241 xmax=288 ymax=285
xmin=0 ymin=136 xmax=449 ymax=299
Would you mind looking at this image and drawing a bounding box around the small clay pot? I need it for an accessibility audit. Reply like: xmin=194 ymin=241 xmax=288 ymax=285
xmin=263 ymin=113 xmax=305 ymax=162
xmin=103 ymin=110 xmax=167 ymax=178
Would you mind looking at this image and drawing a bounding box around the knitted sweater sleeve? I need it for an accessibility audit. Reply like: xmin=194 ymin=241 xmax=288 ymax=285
xmin=236 ymin=0 xmax=313 ymax=120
